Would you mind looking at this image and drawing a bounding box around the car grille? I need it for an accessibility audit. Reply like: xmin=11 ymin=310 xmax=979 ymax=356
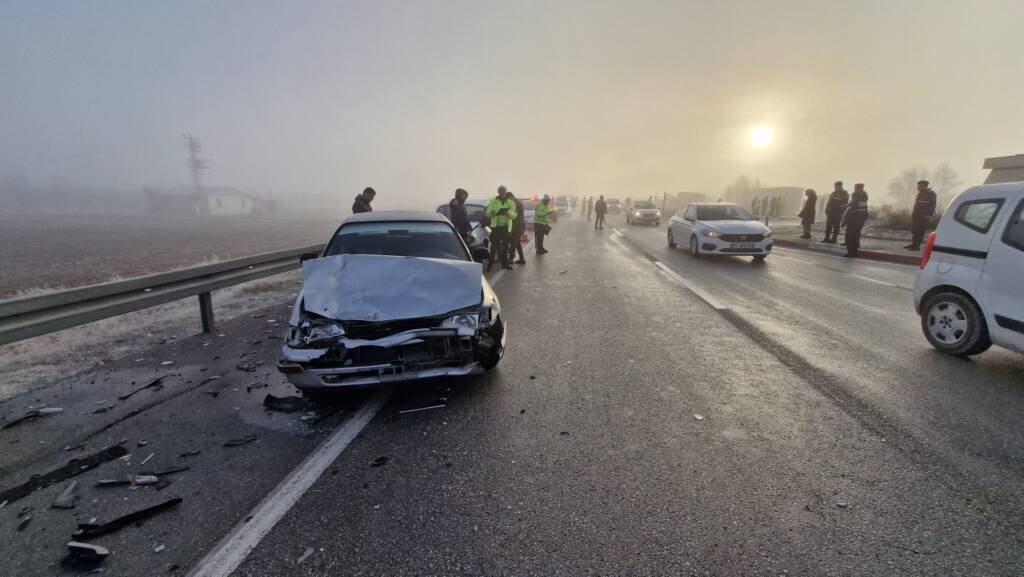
xmin=720 ymin=234 xmax=765 ymax=242
xmin=341 ymin=317 xmax=443 ymax=340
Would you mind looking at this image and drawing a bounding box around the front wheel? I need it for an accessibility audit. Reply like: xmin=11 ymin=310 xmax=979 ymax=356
xmin=667 ymin=229 xmax=676 ymax=248
xmin=921 ymin=292 xmax=991 ymax=356
xmin=689 ymin=236 xmax=700 ymax=258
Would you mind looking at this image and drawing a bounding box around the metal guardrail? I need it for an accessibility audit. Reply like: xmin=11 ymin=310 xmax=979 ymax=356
xmin=0 ymin=244 xmax=325 ymax=346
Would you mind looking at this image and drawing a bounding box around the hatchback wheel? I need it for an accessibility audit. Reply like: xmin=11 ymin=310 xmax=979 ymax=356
xmin=921 ymin=292 xmax=991 ymax=356
xmin=689 ymin=236 xmax=700 ymax=258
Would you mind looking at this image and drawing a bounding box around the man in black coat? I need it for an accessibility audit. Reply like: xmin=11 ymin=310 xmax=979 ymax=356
xmin=507 ymin=192 xmax=526 ymax=265
xmin=842 ymin=183 xmax=869 ymax=257
xmin=905 ymin=179 xmax=937 ymax=251
xmin=449 ymin=188 xmax=472 ymax=241
xmin=822 ymin=181 xmax=848 ymax=243
xmin=352 ymin=187 xmax=375 ymax=213
xmin=798 ymin=189 xmax=817 ymax=239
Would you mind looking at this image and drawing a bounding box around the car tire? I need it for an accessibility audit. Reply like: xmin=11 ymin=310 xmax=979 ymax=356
xmin=920 ymin=291 xmax=991 ymax=356
xmin=667 ymin=229 xmax=676 ymax=248
xmin=689 ymin=236 xmax=700 ymax=258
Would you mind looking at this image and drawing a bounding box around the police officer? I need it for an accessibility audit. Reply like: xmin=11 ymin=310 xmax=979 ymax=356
xmin=798 ymin=189 xmax=817 ymax=239
xmin=352 ymin=187 xmax=375 ymax=213
xmin=507 ymin=191 xmax=527 ymax=265
xmin=449 ymin=188 xmax=472 ymax=242
xmin=485 ymin=185 xmax=517 ymax=271
xmin=822 ymin=181 xmax=848 ymax=243
xmin=842 ymin=183 xmax=869 ymax=257
xmin=534 ymin=194 xmax=553 ymax=254
xmin=905 ymin=179 xmax=937 ymax=251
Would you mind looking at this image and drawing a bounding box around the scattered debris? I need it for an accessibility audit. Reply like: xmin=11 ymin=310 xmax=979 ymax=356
xmin=160 ymin=361 xmax=175 ymax=366
xmin=236 ymin=362 xmax=258 ymax=372
xmin=199 ymin=375 xmax=221 ymax=386
xmin=0 ymin=445 xmax=129 ymax=504
xmin=836 ymin=501 xmax=850 ymax=509
xmin=154 ymin=544 xmax=166 ymax=554
xmin=179 ymin=449 xmax=201 ymax=458
xmin=263 ymin=394 xmax=306 ymax=413
xmin=118 ymin=375 xmax=168 ymax=401
xmin=558 ymin=269 xmax=568 ymax=275
xmin=223 ymin=435 xmax=257 ymax=448
xmin=154 ymin=480 xmax=173 ymax=491
xmin=519 ymin=409 xmax=526 ymax=414
xmin=73 ymin=497 xmax=183 ymax=539
xmin=93 ymin=406 xmax=111 ymax=414
xmin=398 ymin=404 xmax=446 ymax=415
xmin=693 ymin=414 xmax=705 ymax=421
xmin=142 ymin=466 xmax=189 ymax=477
xmin=137 ymin=440 xmax=148 ymax=447
xmin=53 ymin=481 xmax=80 ymax=509
xmin=64 ymin=444 xmax=85 ymax=452
xmin=17 ymin=505 xmax=33 ymax=517
xmin=140 ymin=453 xmax=155 ymax=466
xmin=529 ymin=375 xmax=536 ymax=380
xmin=251 ymin=313 xmax=266 ymax=319
xmin=370 ymin=456 xmax=389 ymax=467
xmin=297 ymin=547 xmax=314 ymax=565
xmin=1 ymin=406 xmax=64 ymax=429
xmin=16 ymin=515 xmax=32 ymax=532
xmin=246 ymin=383 xmax=268 ymax=393
xmin=63 ymin=541 xmax=110 ymax=570
xmin=96 ymin=474 xmax=158 ymax=487
xmin=204 ymin=391 xmax=219 ymax=398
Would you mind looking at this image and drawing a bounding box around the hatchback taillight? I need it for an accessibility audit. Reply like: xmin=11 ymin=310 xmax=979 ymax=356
xmin=920 ymin=232 xmax=937 ymax=270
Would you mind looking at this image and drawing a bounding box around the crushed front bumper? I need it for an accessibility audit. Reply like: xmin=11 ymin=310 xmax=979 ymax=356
xmin=277 ymin=327 xmax=496 ymax=389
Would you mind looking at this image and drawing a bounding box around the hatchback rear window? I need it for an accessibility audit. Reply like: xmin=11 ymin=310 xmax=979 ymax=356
xmin=954 ymin=199 xmax=1003 ymax=234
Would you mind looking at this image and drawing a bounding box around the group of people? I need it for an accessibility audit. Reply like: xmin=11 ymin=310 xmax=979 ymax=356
xmin=796 ymin=179 xmax=937 ymax=258
xmin=751 ymin=195 xmax=786 ymax=218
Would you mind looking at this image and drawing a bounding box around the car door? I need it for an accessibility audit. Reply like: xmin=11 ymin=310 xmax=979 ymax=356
xmin=978 ymin=193 xmax=1024 ymax=352
xmin=678 ymin=205 xmax=695 ymax=239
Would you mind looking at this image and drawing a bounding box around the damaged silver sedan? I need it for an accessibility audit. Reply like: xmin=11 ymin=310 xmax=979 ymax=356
xmin=278 ymin=211 xmax=505 ymax=396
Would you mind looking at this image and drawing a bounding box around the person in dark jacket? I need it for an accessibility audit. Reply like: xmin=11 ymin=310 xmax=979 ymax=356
xmin=797 ymin=189 xmax=817 ymax=239
xmin=594 ymin=196 xmax=607 ymax=230
xmin=841 ymin=183 xmax=869 ymax=257
xmin=507 ymin=192 xmax=526 ymax=265
xmin=905 ymin=179 xmax=937 ymax=251
xmin=449 ymin=188 xmax=472 ymax=241
xmin=822 ymin=181 xmax=848 ymax=243
xmin=352 ymin=187 xmax=375 ymax=213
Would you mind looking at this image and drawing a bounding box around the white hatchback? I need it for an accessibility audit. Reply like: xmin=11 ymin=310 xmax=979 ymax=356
xmin=913 ymin=182 xmax=1024 ymax=355
xmin=668 ymin=203 xmax=773 ymax=261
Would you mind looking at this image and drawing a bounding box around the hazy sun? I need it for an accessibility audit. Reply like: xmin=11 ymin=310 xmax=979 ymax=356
xmin=751 ymin=126 xmax=773 ymax=149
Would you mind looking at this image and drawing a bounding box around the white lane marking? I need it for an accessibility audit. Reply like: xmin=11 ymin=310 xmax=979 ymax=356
xmin=773 ymin=245 xmax=916 ymax=270
xmin=188 ymin=390 xmax=391 ymax=577
xmin=653 ymin=261 xmax=728 ymax=310
xmin=191 ymin=268 xmax=512 ymax=577
xmin=611 ymin=228 xmax=624 ymax=238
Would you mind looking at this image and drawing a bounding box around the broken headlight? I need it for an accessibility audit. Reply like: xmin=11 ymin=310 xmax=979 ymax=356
xmin=288 ymin=319 xmax=345 ymax=347
xmin=441 ymin=314 xmax=479 ymax=335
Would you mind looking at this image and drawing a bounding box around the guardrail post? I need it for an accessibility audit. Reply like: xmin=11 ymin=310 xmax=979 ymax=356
xmin=198 ymin=292 xmax=215 ymax=333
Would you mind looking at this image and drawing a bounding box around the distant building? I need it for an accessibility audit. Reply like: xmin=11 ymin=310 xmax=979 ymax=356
xmin=143 ymin=186 xmax=276 ymax=217
xmin=983 ymin=154 xmax=1024 ymax=184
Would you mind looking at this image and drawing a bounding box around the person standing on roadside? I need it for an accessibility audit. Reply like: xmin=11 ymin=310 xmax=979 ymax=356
xmin=449 ymin=188 xmax=472 ymax=242
xmin=534 ymin=194 xmax=553 ymax=254
xmin=842 ymin=183 xmax=869 ymax=257
xmin=352 ymin=187 xmax=375 ymax=213
xmin=798 ymin=189 xmax=817 ymax=239
xmin=905 ymin=179 xmax=937 ymax=251
xmin=822 ymin=181 xmax=848 ymax=243
xmin=485 ymin=185 xmax=517 ymax=271
xmin=507 ymin=191 xmax=527 ymax=265
xmin=594 ymin=195 xmax=607 ymax=230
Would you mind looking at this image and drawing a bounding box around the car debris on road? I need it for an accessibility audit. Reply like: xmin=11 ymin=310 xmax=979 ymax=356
xmin=52 ymin=480 xmax=79 ymax=509
xmin=1 ymin=406 xmax=64 ymax=430
xmin=73 ymin=497 xmax=183 ymax=539
xmin=63 ymin=542 xmax=110 ymax=570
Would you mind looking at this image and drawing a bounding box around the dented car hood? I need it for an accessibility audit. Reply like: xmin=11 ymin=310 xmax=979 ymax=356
xmin=298 ymin=254 xmax=483 ymax=322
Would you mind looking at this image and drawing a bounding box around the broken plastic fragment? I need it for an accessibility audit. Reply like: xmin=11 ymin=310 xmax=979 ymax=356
xmin=693 ymin=414 xmax=705 ymax=421
xmin=73 ymin=497 xmax=183 ymax=539
xmin=263 ymin=394 xmax=306 ymax=413
xmin=223 ymin=435 xmax=257 ymax=448
xmin=53 ymin=481 xmax=79 ymax=509
xmin=63 ymin=541 xmax=110 ymax=570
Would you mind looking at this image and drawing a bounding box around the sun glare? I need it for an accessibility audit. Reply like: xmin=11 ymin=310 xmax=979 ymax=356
xmin=751 ymin=127 xmax=773 ymax=149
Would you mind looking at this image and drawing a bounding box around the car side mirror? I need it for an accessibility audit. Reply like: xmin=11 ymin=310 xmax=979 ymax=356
xmin=300 ymin=252 xmax=319 ymax=262
xmin=472 ymin=247 xmax=490 ymax=263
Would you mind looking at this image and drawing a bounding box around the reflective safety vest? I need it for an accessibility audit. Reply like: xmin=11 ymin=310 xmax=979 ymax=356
xmin=485 ymin=197 xmax=518 ymax=230
xmin=535 ymin=201 xmax=551 ymax=225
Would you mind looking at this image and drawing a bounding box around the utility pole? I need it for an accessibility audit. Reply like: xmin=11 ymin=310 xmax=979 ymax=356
xmin=182 ymin=134 xmax=211 ymax=194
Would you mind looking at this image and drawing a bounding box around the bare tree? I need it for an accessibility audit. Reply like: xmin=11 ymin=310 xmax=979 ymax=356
xmin=888 ymin=166 xmax=929 ymax=207
xmin=930 ymin=162 xmax=962 ymax=205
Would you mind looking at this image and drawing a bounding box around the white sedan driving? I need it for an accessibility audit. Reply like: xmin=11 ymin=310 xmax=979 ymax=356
xmin=668 ymin=203 xmax=773 ymax=261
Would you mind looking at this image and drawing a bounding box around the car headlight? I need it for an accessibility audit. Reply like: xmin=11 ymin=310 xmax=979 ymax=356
xmin=442 ymin=313 xmax=479 ymax=336
xmin=764 ymin=230 xmax=773 ymax=238
xmin=701 ymin=230 xmax=721 ymax=238
xmin=289 ymin=319 xmax=344 ymax=347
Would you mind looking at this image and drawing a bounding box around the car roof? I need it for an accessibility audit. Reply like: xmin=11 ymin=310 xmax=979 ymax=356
xmin=953 ymin=182 xmax=1024 ymax=203
xmin=343 ymin=210 xmax=451 ymax=224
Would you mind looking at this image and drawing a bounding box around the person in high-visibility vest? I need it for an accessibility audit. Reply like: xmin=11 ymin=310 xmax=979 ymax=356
xmin=534 ymin=194 xmax=553 ymax=254
xmin=485 ymin=185 xmax=518 ymax=271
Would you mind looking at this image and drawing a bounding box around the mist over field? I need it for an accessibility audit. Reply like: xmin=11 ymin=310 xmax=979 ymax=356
xmin=2 ymin=0 xmax=1023 ymax=213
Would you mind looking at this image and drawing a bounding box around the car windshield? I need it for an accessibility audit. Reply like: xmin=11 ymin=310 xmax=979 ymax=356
xmin=696 ymin=205 xmax=753 ymax=221
xmin=634 ymin=201 xmax=656 ymax=209
xmin=325 ymin=221 xmax=469 ymax=261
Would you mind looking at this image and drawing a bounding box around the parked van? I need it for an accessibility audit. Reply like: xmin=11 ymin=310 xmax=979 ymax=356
xmin=913 ymin=182 xmax=1024 ymax=355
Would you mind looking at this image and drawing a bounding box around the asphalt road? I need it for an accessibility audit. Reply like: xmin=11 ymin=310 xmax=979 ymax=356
xmin=1 ymin=214 xmax=1022 ymax=576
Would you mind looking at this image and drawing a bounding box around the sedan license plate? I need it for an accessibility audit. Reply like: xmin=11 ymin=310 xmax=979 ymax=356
xmin=731 ymin=242 xmax=755 ymax=249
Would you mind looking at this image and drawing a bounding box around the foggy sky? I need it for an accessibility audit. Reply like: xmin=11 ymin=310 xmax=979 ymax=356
xmin=3 ymin=0 xmax=1022 ymax=209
